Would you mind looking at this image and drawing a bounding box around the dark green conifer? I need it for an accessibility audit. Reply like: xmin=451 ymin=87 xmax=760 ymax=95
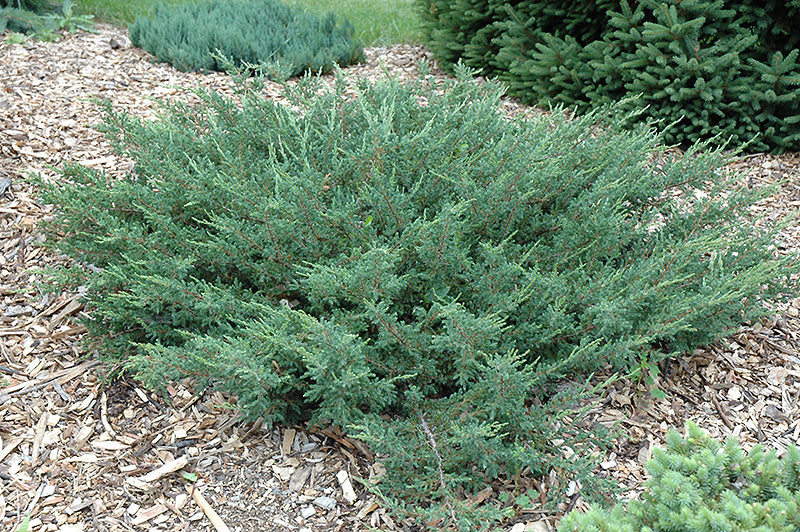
xmin=0 ymin=6 xmax=41 ymax=33
xmin=418 ymin=0 xmax=800 ymax=152
xmin=1 ymin=0 xmax=55 ymax=11
xmin=0 ymin=0 xmax=58 ymax=34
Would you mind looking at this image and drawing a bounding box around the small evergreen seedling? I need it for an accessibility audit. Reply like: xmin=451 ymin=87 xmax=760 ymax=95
xmin=561 ymin=422 xmax=800 ymax=532
xmin=129 ymin=0 xmax=364 ymax=77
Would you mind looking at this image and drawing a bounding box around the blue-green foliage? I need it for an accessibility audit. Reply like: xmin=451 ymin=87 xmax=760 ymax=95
xmin=561 ymin=422 xmax=800 ymax=532
xmin=38 ymin=68 xmax=795 ymax=528
xmin=417 ymin=0 xmax=800 ymax=153
xmin=129 ymin=0 xmax=364 ymax=77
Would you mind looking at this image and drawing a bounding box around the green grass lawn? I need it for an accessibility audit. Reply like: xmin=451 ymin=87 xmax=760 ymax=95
xmin=289 ymin=0 xmax=421 ymax=45
xmin=74 ymin=0 xmax=422 ymax=45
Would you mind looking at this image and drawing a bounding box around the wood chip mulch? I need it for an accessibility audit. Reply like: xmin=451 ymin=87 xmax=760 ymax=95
xmin=1 ymin=24 xmax=799 ymax=532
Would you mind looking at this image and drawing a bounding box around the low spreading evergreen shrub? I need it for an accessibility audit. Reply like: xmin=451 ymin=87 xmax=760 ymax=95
xmin=129 ymin=0 xmax=364 ymax=77
xmin=561 ymin=422 xmax=800 ymax=532
xmin=417 ymin=0 xmax=800 ymax=153
xmin=38 ymin=67 xmax=796 ymax=528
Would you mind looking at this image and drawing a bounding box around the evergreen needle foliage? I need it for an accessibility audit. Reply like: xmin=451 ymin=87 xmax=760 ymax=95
xmin=38 ymin=66 xmax=795 ymax=528
xmin=417 ymin=0 xmax=800 ymax=153
xmin=561 ymin=422 xmax=800 ymax=532
xmin=1 ymin=6 xmax=42 ymax=33
xmin=1 ymin=0 xmax=56 ymax=11
xmin=1 ymin=0 xmax=92 ymax=37
xmin=129 ymin=0 xmax=364 ymax=78
xmin=0 ymin=0 xmax=60 ymax=34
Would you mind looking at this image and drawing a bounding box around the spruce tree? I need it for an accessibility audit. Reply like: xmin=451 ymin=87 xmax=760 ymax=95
xmin=1 ymin=0 xmax=55 ymax=11
xmin=418 ymin=0 xmax=800 ymax=152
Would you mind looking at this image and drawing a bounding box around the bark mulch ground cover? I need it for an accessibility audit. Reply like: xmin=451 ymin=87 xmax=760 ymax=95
xmin=1 ymin=24 xmax=799 ymax=532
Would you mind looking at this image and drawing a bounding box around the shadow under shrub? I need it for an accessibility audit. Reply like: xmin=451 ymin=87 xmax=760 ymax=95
xmin=38 ymin=66 xmax=796 ymax=528
xmin=129 ymin=0 xmax=364 ymax=77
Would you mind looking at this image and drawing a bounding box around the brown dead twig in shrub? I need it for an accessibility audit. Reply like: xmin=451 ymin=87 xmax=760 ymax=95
xmin=419 ymin=413 xmax=458 ymax=526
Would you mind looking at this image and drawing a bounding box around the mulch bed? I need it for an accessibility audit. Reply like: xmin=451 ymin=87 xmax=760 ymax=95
xmin=1 ymin=24 xmax=799 ymax=532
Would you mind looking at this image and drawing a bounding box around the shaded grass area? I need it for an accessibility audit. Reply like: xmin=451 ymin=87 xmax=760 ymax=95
xmin=74 ymin=0 xmax=421 ymax=45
